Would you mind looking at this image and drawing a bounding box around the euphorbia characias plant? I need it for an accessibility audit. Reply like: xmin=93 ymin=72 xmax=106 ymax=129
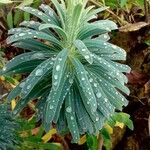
xmin=0 ymin=0 xmax=131 ymax=142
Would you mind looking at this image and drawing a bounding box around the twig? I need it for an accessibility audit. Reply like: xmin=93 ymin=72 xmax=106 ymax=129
xmin=148 ymin=115 xmax=150 ymax=136
xmin=144 ymin=0 xmax=150 ymax=23
xmin=89 ymin=0 xmax=128 ymax=26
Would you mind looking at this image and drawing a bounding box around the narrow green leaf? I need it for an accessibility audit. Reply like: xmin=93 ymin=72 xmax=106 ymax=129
xmin=1 ymin=52 xmax=46 ymax=75
xmin=39 ymin=23 xmax=67 ymax=40
xmin=86 ymin=6 xmax=108 ymax=21
xmin=74 ymin=39 xmax=93 ymax=64
xmin=72 ymin=3 xmax=83 ymax=27
xmin=51 ymin=0 xmax=65 ymax=28
xmin=65 ymin=88 xmax=80 ymax=143
xmin=23 ymin=12 xmax=30 ymax=21
xmin=52 ymin=49 xmax=68 ymax=90
xmin=39 ymin=4 xmax=60 ymax=26
xmin=16 ymin=0 xmax=33 ymax=8
xmin=86 ymin=135 xmax=98 ymax=150
xmin=19 ymin=6 xmax=51 ymax=23
xmin=21 ymin=58 xmax=54 ymax=99
xmin=7 ymin=11 xmax=13 ymax=29
xmin=53 ymin=73 xmax=73 ymax=123
xmin=72 ymin=58 xmax=97 ymax=112
xmin=74 ymin=87 xmax=94 ymax=134
xmin=14 ymin=10 xmax=23 ymax=26
xmin=120 ymin=0 xmax=128 ymax=8
xmin=44 ymin=70 xmax=68 ymax=131
xmin=7 ymin=29 xmax=61 ymax=47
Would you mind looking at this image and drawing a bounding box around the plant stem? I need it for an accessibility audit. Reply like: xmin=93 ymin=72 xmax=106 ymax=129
xmin=97 ymin=134 xmax=103 ymax=150
xmin=144 ymin=0 xmax=150 ymax=23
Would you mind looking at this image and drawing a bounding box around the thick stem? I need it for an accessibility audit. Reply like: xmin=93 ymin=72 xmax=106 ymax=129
xmin=97 ymin=134 xmax=104 ymax=150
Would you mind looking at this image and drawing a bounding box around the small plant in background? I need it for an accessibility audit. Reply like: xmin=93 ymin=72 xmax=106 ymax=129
xmin=0 ymin=0 xmax=131 ymax=143
xmin=0 ymin=104 xmax=20 ymax=150
xmin=17 ymin=118 xmax=62 ymax=150
xmin=0 ymin=0 xmax=41 ymax=30
xmin=0 ymin=103 xmax=62 ymax=150
xmin=86 ymin=112 xmax=133 ymax=150
xmin=91 ymin=0 xmax=148 ymax=27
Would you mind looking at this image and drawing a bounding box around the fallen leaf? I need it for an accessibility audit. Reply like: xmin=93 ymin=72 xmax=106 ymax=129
xmin=42 ymin=128 xmax=57 ymax=143
xmin=126 ymin=70 xmax=147 ymax=85
xmin=144 ymin=80 xmax=150 ymax=94
xmin=78 ymin=135 xmax=86 ymax=145
xmin=115 ymin=121 xmax=125 ymax=129
xmin=11 ymin=99 xmax=16 ymax=110
xmin=32 ymin=127 xmax=40 ymax=135
xmin=119 ymin=22 xmax=148 ymax=32
xmin=0 ymin=76 xmax=5 ymax=81
xmin=105 ymin=124 xmax=113 ymax=134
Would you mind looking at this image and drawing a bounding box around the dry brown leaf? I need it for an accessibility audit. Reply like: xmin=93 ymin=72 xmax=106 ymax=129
xmin=144 ymin=80 xmax=150 ymax=94
xmin=31 ymin=127 xmax=40 ymax=136
xmin=126 ymin=70 xmax=147 ymax=85
xmin=119 ymin=22 xmax=148 ymax=32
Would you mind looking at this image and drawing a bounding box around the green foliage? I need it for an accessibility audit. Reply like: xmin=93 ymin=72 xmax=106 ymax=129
xmin=0 ymin=103 xmax=61 ymax=150
xmin=86 ymin=112 xmax=133 ymax=150
xmin=101 ymin=112 xmax=133 ymax=150
xmin=0 ymin=0 xmax=33 ymax=5
xmin=0 ymin=49 xmax=5 ymax=68
xmin=18 ymin=119 xmax=62 ymax=150
xmin=0 ymin=0 xmax=41 ymax=29
xmin=99 ymin=0 xmax=144 ymax=9
xmin=0 ymin=0 xmax=131 ymax=143
xmin=86 ymin=134 xmax=98 ymax=150
xmin=0 ymin=104 xmax=19 ymax=150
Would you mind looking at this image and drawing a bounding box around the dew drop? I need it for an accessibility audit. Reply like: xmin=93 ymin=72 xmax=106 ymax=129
xmin=53 ymin=82 xmax=58 ymax=86
xmin=38 ymin=12 xmax=42 ymax=15
xmin=94 ymin=83 xmax=97 ymax=87
xmin=96 ymin=117 xmax=99 ymax=121
xmin=82 ymin=49 xmax=86 ymax=52
xmin=104 ymin=34 xmax=108 ymax=39
xmin=30 ymin=21 xmax=35 ymax=24
xmin=58 ymin=58 xmax=62 ymax=61
xmin=85 ymin=55 xmax=90 ymax=59
xmin=71 ymin=116 xmax=74 ymax=120
xmin=20 ymin=82 xmax=25 ymax=88
xmin=2 ymin=67 xmax=6 ymax=71
xmin=96 ymin=92 xmax=102 ymax=98
xmin=69 ymin=78 xmax=73 ymax=84
xmin=32 ymin=53 xmax=44 ymax=59
xmin=66 ymin=106 xmax=72 ymax=113
xmin=89 ymin=78 xmax=93 ymax=82
xmin=54 ymin=75 xmax=58 ymax=80
xmin=104 ymin=98 xmax=108 ymax=103
xmin=82 ymin=78 xmax=85 ymax=81
xmin=27 ymin=85 xmax=31 ymax=90
xmin=56 ymin=65 xmax=60 ymax=71
xmin=49 ymin=105 xmax=54 ymax=109
xmin=28 ymin=32 xmax=32 ymax=35
xmin=19 ymin=33 xmax=25 ymax=36
xmin=35 ymin=69 xmax=43 ymax=76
